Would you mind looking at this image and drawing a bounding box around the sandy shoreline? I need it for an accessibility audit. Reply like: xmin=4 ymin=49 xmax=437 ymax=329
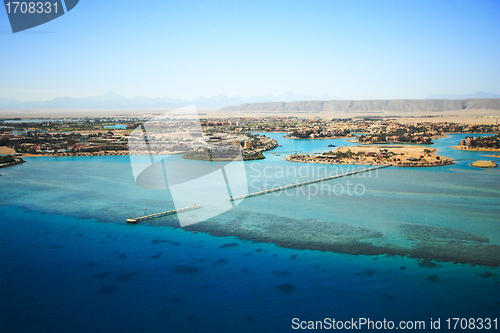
xmin=284 ymin=135 xmax=353 ymax=140
xmin=20 ymin=151 xmax=129 ymax=158
xmin=453 ymin=146 xmax=500 ymax=152
xmin=19 ymin=151 xmax=188 ymax=158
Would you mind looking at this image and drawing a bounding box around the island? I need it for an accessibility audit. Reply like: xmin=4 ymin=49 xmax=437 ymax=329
xmin=286 ymin=146 xmax=453 ymax=167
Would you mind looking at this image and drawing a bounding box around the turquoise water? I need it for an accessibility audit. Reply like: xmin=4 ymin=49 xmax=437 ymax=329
xmin=0 ymin=133 xmax=499 ymax=332
xmin=104 ymin=124 xmax=128 ymax=130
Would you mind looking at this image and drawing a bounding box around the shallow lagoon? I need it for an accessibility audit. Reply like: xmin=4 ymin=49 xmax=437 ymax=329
xmin=0 ymin=133 xmax=499 ymax=332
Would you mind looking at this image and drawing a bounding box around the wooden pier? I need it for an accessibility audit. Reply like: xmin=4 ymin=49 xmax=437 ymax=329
xmin=229 ymin=165 xmax=390 ymax=201
xmin=126 ymin=204 xmax=201 ymax=223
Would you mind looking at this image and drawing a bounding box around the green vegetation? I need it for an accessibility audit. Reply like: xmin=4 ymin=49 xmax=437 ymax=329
xmin=358 ymin=130 xmax=433 ymax=144
xmin=324 ymin=149 xmax=354 ymax=159
xmin=290 ymin=129 xmax=313 ymax=139
xmin=243 ymin=151 xmax=265 ymax=160
xmin=287 ymin=127 xmax=350 ymax=139
xmin=0 ymin=155 xmax=15 ymax=163
xmin=467 ymin=135 xmax=500 ymax=148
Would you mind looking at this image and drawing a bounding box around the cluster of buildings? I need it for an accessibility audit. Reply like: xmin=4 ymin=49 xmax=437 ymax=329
xmin=0 ymin=131 xmax=128 ymax=155
xmin=286 ymin=127 xmax=351 ymax=139
xmin=459 ymin=135 xmax=499 ymax=149
xmin=357 ymin=133 xmax=433 ymax=144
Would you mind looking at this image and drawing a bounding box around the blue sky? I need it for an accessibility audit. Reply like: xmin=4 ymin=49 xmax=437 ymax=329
xmin=1 ymin=0 xmax=499 ymax=101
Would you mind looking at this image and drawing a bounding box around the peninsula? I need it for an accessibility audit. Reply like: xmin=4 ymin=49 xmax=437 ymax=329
xmin=454 ymin=134 xmax=500 ymax=152
xmin=182 ymin=133 xmax=278 ymax=161
xmin=0 ymin=155 xmax=25 ymax=168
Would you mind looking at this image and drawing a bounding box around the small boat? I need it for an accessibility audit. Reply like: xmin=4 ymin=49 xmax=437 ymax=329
xmin=327 ymin=144 xmax=336 ymax=147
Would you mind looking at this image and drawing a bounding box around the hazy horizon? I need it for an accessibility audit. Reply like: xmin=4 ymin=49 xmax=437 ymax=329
xmin=1 ymin=91 xmax=500 ymax=107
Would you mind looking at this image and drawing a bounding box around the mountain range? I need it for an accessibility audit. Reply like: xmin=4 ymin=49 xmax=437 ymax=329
xmin=221 ymin=98 xmax=500 ymax=113
xmin=0 ymin=92 xmax=336 ymax=109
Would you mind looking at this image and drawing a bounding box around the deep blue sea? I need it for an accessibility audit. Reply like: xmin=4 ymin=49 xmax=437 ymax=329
xmin=1 ymin=133 xmax=499 ymax=332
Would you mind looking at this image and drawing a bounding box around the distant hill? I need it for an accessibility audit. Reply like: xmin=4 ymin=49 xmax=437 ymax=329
xmin=427 ymin=92 xmax=500 ymax=99
xmin=221 ymin=99 xmax=500 ymax=113
xmin=0 ymin=98 xmax=22 ymax=108
xmin=0 ymin=92 xmax=336 ymax=109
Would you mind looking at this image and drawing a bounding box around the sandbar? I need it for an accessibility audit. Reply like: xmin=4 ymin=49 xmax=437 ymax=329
xmin=453 ymin=146 xmax=500 ymax=152
xmin=471 ymin=161 xmax=498 ymax=168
